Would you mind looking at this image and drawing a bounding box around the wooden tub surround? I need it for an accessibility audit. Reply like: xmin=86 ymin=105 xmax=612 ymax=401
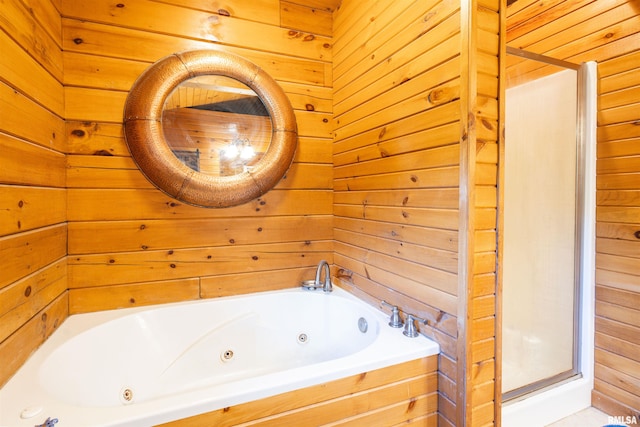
xmin=159 ymin=356 xmax=438 ymax=427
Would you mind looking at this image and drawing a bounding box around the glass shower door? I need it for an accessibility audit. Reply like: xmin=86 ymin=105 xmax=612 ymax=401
xmin=502 ymin=53 xmax=582 ymax=399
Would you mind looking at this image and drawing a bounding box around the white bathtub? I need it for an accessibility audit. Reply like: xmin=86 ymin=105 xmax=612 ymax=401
xmin=0 ymin=286 xmax=439 ymax=427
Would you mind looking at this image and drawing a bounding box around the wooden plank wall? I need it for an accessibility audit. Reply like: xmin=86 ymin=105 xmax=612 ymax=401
xmin=505 ymin=0 xmax=640 ymax=418
xmin=467 ymin=2 xmax=500 ymax=425
xmin=0 ymin=0 xmax=69 ymax=387
xmin=159 ymin=356 xmax=438 ymax=426
xmin=0 ymin=0 xmax=336 ymax=386
xmin=593 ymin=23 xmax=640 ymax=422
xmin=61 ymin=0 xmax=335 ymax=311
xmin=331 ymin=1 xmax=500 ymax=425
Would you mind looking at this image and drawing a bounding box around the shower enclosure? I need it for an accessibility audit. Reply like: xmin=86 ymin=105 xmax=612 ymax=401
xmin=501 ymin=48 xmax=597 ymax=426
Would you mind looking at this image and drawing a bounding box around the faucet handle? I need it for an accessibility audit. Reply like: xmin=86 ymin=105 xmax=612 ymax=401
xmin=403 ymin=313 xmax=427 ymax=338
xmin=380 ymin=301 xmax=403 ymax=328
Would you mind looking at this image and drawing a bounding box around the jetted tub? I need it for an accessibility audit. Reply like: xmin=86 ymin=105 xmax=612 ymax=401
xmin=0 ymin=286 xmax=439 ymax=426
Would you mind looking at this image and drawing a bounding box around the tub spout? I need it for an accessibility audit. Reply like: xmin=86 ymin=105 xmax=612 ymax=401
xmin=314 ymin=260 xmax=332 ymax=292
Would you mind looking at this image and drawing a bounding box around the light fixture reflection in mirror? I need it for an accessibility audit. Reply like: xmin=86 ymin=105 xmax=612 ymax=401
xmin=123 ymin=50 xmax=298 ymax=208
xmin=161 ymin=75 xmax=272 ymax=176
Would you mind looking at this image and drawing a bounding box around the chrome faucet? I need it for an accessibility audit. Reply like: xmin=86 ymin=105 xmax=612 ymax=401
xmin=314 ymin=260 xmax=332 ymax=292
xmin=380 ymin=301 xmax=403 ymax=328
xmin=403 ymin=313 xmax=427 ymax=338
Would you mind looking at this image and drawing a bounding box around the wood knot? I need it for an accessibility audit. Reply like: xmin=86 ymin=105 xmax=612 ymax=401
xmin=73 ymin=38 xmax=83 ymax=45
xmin=305 ymin=104 xmax=315 ymax=111
xmin=71 ymin=129 xmax=85 ymax=137
xmin=468 ymin=112 xmax=476 ymax=126
xmin=407 ymin=397 xmax=417 ymax=411
xmin=428 ymin=89 xmax=443 ymax=103
xmin=93 ymin=150 xmax=113 ymax=156
xmin=423 ymin=11 xmax=436 ymax=23
xmin=218 ymin=8 xmax=230 ymax=16
xmin=634 ymin=230 xmax=640 ymax=240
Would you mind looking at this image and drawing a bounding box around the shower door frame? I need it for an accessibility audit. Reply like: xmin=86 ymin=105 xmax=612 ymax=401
xmin=501 ymin=46 xmax=591 ymax=403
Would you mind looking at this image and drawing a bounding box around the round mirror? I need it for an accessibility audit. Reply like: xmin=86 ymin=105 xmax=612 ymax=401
xmin=162 ymin=75 xmax=272 ymax=176
xmin=123 ymin=50 xmax=297 ymax=208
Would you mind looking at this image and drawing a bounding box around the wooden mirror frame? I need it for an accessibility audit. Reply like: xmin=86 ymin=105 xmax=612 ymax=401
xmin=123 ymin=50 xmax=297 ymax=208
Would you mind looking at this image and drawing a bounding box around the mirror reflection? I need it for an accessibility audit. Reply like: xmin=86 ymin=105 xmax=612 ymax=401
xmin=161 ymin=75 xmax=272 ymax=176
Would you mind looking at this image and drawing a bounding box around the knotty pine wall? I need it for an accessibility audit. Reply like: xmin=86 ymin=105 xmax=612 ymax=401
xmin=505 ymin=0 xmax=640 ymax=419
xmin=3 ymin=0 xmax=636 ymax=424
xmin=593 ymin=32 xmax=640 ymax=423
xmin=61 ymin=0 xmax=334 ymax=310
xmin=0 ymin=0 xmax=335 ymax=388
xmin=2 ymin=1 xmax=502 ymax=424
xmin=0 ymin=0 xmax=69 ymax=388
xmin=331 ymin=1 xmax=500 ymax=426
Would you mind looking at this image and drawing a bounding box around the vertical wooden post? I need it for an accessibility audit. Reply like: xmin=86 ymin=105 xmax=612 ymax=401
xmin=495 ymin=0 xmax=507 ymax=424
xmin=458 ymin=0 xmax=478 ymax=425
